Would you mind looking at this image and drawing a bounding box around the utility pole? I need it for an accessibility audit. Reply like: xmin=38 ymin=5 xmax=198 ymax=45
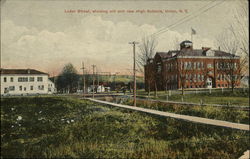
xmin=92 ymin=65 xmax=96 ymax=98
xmin=81 ymin=62 xmax=86 ymax=97
xmin=52 ymin=72 xmax=56 ymax=93
xmin=114 ymin=72 xmax=119 ymax=92
xmin=129 ymin=41 xmax=139 ymax=106
xmin=96 ymin=67 xmax=99 ymax=93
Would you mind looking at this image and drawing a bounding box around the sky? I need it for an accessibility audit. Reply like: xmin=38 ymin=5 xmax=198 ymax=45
xmin=0 ymin=0 xmax=245 ymax=76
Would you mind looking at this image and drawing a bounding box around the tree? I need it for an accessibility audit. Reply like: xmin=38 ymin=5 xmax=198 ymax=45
xmin=226 ymin=1 xmax=249 ymax=79
xmin=177 ymin=55 xmax=197 ymax=95
xmin=56 ymin=63 xmax=79 ymax=93
xmin=137 ymin=36 xmax=158 ymax=73
xmin=216 ymin=30 xmax=246 ymax=92
xmin=233 ymin=1 xmax=249 ymax=57
xmin=138 ymin=36 xmax=158 ymax=96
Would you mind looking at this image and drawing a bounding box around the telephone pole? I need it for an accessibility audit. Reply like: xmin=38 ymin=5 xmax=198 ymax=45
xmin=96 ymin=67 xmax=99 ymax=92
xmin=129 ymin=41 xmax=139 ymax=106
xmin=114 ymin=72 xmax=119 ymax=92
xmin=81 ymin=62 xmax=86 ymax=97
xmin=92 ymin=65 xmax=96 ymax=98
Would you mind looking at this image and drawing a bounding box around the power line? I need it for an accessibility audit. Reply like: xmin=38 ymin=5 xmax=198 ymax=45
xmin=150 ymin=0 xmax=225 ymax=38
xmin=151 ymin=0 xmax=217 ymax=37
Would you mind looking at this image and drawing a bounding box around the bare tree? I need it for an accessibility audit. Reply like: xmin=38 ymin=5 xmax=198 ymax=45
xmin=137 ymin=36 xmax=158 ymax=73
xmin=233 ymin=0 xmax=249 ymax=57
xmin=227 ymin=0 xmax=249 ymax=78
xmin=144 ymin=60 xmax=155 ymax=97
xmin=177 ymin=57 xmax=196 ymax=95
xmin=138 ymin=36 xmax=158 ymax=96
xmin=216 ymin=29 xmax=246 ymax=92
xmin=225 ymin=58 xmax=246 ymax=92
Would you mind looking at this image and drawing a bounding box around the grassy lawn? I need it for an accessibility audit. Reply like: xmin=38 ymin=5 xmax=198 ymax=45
xmin=118 ymin=99 xmax=249 ymax=124
xmin=1 ymin=96 xmax=249 ymax=158
xmin=135 ymin=89 xmax=249 ymax=106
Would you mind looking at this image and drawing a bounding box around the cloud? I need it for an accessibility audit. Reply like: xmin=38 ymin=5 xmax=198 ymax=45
xmin=1 ymin=16 xmax=215 ymax=75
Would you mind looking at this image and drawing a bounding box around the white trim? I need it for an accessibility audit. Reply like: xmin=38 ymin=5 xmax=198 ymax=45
xmin=163 ymin=56 xmax=240 ymax=62
xmin=177 ymin=56 xmax=240 ymax=59
xmin=0 ymin=74 xmax=47 ymax=76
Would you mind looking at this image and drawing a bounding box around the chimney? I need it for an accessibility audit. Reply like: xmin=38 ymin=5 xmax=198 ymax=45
xmin=202 ymin=47 xmax=211 ymax=51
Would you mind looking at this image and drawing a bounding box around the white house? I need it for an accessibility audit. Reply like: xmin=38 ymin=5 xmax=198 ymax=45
xmin=0 ymin=68 xmax=56 ymax=96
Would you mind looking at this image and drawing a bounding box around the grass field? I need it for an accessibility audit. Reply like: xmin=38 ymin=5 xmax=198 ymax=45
xmin=136 ymin=89 xmax=249 ymax=106
xmin=1 ymin=96 xmax=249 ymax=158
xmin=117 ymin=98 xmax=249 ymax=124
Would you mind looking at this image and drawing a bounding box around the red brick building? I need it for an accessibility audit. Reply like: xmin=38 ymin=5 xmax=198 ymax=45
xmin=144 ymin=40 xmax=241 ymax=91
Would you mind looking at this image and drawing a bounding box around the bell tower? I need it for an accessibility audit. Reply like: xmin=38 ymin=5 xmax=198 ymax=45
xmin=180 ymin=40 xmax=193 ymax=51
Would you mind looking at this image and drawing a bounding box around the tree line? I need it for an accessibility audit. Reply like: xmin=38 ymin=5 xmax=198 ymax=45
xmin=52 ymin=63 xmax=144 ymax=93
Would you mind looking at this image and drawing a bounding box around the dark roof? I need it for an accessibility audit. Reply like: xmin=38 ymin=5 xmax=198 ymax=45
xmin=156 ymin=49 xmax=239 ymax=60
xmin=0 ymin=69 xmax=48 ymax=75
xmin=180 ymin=40 xmax=192 ymax=45
xmin=155 ymin=52 xmax=172 ymax=59
xmin=177 ymin=49 xmax=238 ymax=57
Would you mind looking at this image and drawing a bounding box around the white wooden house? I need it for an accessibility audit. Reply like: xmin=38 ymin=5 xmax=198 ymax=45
xmin=0 ymin=68 xmax=56 ymax=96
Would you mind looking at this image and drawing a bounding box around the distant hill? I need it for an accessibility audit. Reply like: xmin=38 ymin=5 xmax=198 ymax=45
xmin=50 ymin=74 xmax=144 ymax=84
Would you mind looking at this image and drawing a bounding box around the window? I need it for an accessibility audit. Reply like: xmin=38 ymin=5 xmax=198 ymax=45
xmin=38 ymin=85 xmax=44 ymax=90
xmin=197 ymin=62 xmax=200 ymax=69
xmin=4 ymin=77 xmax=7 ymax=82
xmin=30 ymin=86 xmax=33 ymax=90
xmin=207 ymin=63 xmax=212 ymax=68
xmin=218 ymin=84 xmax=220 ymax=87
xmin=189 ymin=74 xmax=192 ymax=82
xmin=19 ymin=86 xmax=22 ymax=91
xmin=9 ymin=86 xmax=15 ymax=91
xmin=24 ymin=87 xmax=26 ymax=91
xmin=10 ymin=77 xmax=14 ymax=82
xmin=18 ymin=77 xmax=28 ymax=82
xmin=37 ymin=77 xmax=43 ymax=82
xmin=184 ymin=62 xmax=188 ymax=69
xmin=198 ymin=74 xmax=200 ymax=81
xmin=157 ymin=64 xmax=161 ymax=73
xmin=234 ymin=63 xmax=237 ymax=69
xmin=194 ymin=74 xmax=197 ymax=82
xmin=29 ymin=77 xmax=35 ymax=82
xmin=193 ymin=62 xmax=196 ymax=69
xmin=201 ymin=62 xmax=204 ymax=69
xmin=188 ymin=62 xmax=192 ymax=69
